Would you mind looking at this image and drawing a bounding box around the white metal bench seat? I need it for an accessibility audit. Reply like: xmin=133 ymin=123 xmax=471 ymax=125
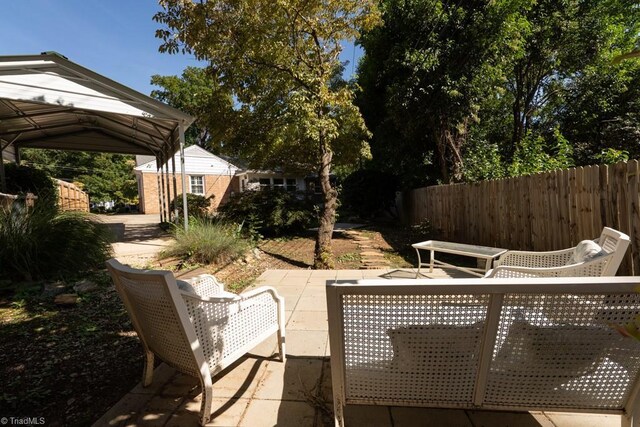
xmin=327 ymin=277 xmax=640 ymax=427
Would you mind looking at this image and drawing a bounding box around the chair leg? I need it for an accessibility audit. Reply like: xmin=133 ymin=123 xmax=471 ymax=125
xmin=277 ymin=299 xmax=286 ymax=362
xmin=277 ymin=325 xmax=286 ymax=362
xmin=199 ymin=380 xmax=214 ymax=426
xmin=333 ymin=396 xmax=344 ymax=427
xmin=142 ymin=351 xmax=154 ymax=387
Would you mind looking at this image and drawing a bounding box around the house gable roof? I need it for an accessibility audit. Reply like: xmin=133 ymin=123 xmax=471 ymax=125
xmin=134 ymin=145 xmax=240 ymax=175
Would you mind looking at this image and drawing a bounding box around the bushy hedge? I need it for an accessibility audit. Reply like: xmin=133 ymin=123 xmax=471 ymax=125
xmin=4 ymin=163 xmax=57 ymax=204
xmin=218 ymin=189 xmax=316 ymax=237
xmin=340 ymin=169 xmax=399 ymax=219
xmin=0 ymin=197 xmax=113 ymax=281
xmin=162 ymin=218 xmax=250 ymax=265
xmin=170 ymin=193 xmax=213 ymax=219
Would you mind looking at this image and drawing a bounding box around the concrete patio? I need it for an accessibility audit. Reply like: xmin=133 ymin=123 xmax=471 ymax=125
xmin=93 ymin=268 xmax=626 ymax=427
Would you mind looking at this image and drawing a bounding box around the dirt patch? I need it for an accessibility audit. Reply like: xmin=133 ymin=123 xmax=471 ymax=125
xmin=0 ymin=225 xmax=415 ymax=426
xmin=0 ymin=272 xmax=143 ymax=427
xmin=205 ymin=232 xmax=362 ymax=291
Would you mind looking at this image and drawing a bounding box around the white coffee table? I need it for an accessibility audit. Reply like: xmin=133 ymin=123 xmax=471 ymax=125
xmin=412 ymin=240 xmax=508 ymax=278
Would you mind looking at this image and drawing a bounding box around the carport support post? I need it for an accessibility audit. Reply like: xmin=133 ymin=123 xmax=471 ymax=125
xmin=160 ymin=155 xmax=168 ymax=222
xmin=171 ymin=151 xmax=178 ymax=222
xmin=163 ymin=159 xmax=171 ymax=222
xmin=179 ymin=123 xmax=188 ymax=231
xmin=156 ymin=157 xmax=164 ymax=223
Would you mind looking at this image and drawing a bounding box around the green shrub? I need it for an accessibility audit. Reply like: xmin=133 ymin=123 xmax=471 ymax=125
xmin=0 ymin=197 xmax=113 ymax=281
xmin=218 ymin=189 xmax=315 ymax=237
xmin=340 ymin=169 xmax=399 ymax=219
xmin=4 ymin=163 xmax=57 ymax=203
xmin=162 ymin=218 xmax=251 ymax=265
xmin=170 ymin=193 xmax=213 ymax=219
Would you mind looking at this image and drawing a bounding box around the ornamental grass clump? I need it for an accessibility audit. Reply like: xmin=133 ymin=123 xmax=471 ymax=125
xmin=163 ymin=218 xmax=251 ymax=265
xmin=0 ymin=197 xmax=113 ymax=281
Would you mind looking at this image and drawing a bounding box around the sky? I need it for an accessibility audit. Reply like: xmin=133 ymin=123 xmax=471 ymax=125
xmin=0 ymin=0 xmax=363 ymax=96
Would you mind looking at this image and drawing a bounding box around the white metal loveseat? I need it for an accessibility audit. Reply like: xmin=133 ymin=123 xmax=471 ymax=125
xmin=327 ymin=277 xmax=640 ymax=427
xmin=106 ymin=259 xmax=285 ymax=426
xmin=485 ymin=227 xmax=630 ymax=278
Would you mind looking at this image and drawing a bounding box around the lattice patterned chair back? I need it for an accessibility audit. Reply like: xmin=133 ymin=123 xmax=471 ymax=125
xmin=106 ymin=259 xmax=285 ymax=426
xmin=488 ymin=227 xmax=630 ymax=278
xmin=327 ymin=277 xmax=640 ymax=427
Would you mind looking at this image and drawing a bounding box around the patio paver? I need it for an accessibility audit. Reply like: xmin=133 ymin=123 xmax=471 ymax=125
xmin=93 ymin=268 xmax=628 ymax=427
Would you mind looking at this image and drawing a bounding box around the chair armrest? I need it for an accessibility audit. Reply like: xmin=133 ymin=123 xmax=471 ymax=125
xmin=181 ymin=287 xmax=284 ymax=372
xmin=487 ymin=254 xmax=613 ymax=278
xmin=185 ymin=274 xmax=226 ymax=297
xmin=496 ymin=248 xmax=574 ymax=268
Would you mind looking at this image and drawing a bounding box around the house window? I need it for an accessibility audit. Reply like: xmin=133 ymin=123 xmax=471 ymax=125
xmin=190 ymin=175 xmax=205 ymax=195
xmin=259 ymin=178 xmax=271 ymax=190
xmin=286 ymin=178 xmax=297 ymax=192
xmin=273 ymin=178 xmax=284 ymax=190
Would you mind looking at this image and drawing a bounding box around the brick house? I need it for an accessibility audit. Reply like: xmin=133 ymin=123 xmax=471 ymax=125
xmin=135 ymin=145 xmax=307 ymax=214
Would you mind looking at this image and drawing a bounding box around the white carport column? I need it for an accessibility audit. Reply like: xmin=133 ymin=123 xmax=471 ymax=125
xmin=156 ymin=156 xmax=164 ymax=223
xmin=171 ymin=151 xmax=178 ymax=221
xmin=164 ymin=156 xmax=171 ymax=222
xmin=179 ymin=123 xmax=189 ymax=231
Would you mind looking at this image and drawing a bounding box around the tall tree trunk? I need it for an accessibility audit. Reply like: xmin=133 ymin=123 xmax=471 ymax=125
xmin=314 ymin=138 xmax=337 ymax=269
xmin=435 ymin=116 xmax=467 ymax=183
xmin=509 ymin=65 xmax=525 ymax=163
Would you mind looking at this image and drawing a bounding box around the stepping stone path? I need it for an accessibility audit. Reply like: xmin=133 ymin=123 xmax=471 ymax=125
xmin=344 ymin=229 xmax=392 ymax=269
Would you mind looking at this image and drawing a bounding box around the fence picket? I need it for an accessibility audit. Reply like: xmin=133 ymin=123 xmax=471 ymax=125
xmin=628 ymin=160 xmax=640 ymax=276
xmin=403 ymin=160 xmax=639 ymax=275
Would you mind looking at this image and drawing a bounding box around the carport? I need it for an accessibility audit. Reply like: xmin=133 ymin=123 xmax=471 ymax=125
xmin=0 ymin=52 xmax=195 ymax=227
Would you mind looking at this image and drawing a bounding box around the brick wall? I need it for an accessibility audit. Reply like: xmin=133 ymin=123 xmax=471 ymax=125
xmin=138 ymin=172 xmax=240 ymax=214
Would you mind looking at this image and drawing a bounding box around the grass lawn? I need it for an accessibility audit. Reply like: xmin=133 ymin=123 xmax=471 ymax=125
xmin=0 ymin=226 xmax=417 ymax=425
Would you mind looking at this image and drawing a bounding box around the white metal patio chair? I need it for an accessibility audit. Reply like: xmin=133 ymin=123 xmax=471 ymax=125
xmin=106 ymin=259 xmax=285 ymax=426
xmin=485 ymin=227 xmax=630 ymax=278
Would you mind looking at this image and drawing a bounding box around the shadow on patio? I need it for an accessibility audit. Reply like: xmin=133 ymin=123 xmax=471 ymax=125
xmin=93 ymin=268 xmax=628 ymax=427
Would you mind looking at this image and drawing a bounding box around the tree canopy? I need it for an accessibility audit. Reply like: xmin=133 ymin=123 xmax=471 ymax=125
xmin=357 ymin=0 xmax=640 ymax=187
xmin=20 ymin=149 xmax=138 ymax=205
xmin=154 ymin=0 xmax=381 ymax=268
xmin=151 ymin=67 xmax=236 ymax=149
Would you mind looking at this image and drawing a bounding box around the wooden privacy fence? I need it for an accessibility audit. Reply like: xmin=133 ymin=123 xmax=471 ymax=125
xmin=56 ymin=179 xmax=89 ymax=212
xmin=401 ymin=160 xmax=640 ymax=276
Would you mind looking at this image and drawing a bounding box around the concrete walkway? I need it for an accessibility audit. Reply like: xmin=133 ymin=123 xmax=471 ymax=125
xmin=97 ymin=214 xmax=173 ymax=266
xmin=93 ymin=268 xmax=625 ymax=427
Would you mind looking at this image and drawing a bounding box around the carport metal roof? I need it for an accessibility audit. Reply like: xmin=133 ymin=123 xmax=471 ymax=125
xmin=0 ymin=52 xmax=194 ymax=157
xmin=0 ymin=52 xmax=195 ymax=226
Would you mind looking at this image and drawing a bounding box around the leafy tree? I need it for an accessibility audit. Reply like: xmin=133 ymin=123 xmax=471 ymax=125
xmin=559 ymin=62 xmax=640 ymax=165
xmin=154 ymin=0 xmax=381 ymax=268
xmin=358 ymin=0 xmax=640 ymax=184
xmin=20 ymin=149 xmax=138 ymax=204
xmin=150 ymin=67 xmax=237 ymax=149
xmin=358 ymin=0 xmax=523 ymax=185
xmin=501 ymin=0 xmax=639 ymax=162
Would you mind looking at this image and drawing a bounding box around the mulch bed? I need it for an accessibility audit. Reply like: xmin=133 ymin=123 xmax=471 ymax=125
xmin=0 ymin=272 xmax=142 ymax=427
